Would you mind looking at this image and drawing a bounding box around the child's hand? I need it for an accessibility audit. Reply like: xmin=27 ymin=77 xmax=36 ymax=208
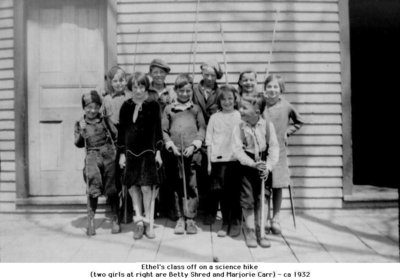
xmin=254 ymin=161 xmax=266 ymax=172
xmin=183 ymin=145 xmax=195 ymax=157
xmin=79 ymin=119 xmax=87 ymax=131
xmin=119 ymin=154 xmax=126 ymax=169
xmin=207 ymin=163 xmax=212 ymax=176
xmin=169 ymin=144 xmax=181 ymax=156
xmin=155 ymin=150 xmax=163 ymax=169
xmin=260 ymin=169 xmax=269 ymax=180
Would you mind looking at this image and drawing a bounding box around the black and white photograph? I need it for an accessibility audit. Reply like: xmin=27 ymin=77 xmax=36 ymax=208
xmin=0 ymin=0 xmax=399 ymax=269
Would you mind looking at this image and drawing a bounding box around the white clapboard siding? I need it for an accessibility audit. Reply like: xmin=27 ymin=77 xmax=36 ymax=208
xmin=117 ymin=0 xmax=343 ymax=208
xmin=0 ymin=0 xmax=16 ymax=211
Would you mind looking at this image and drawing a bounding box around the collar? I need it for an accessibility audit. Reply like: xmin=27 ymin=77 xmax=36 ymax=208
xmin=199 ymin=80 xmax=218 ymax=93
xmin=149 ymin=83 xmax=169 ymax=97
xmin=242 ymin=116 xmax=265 ymax=128
xmin=111 ymin=91 xmax=126 ymax=99
xmin=171 ymin=100 xmax=193 ymax=112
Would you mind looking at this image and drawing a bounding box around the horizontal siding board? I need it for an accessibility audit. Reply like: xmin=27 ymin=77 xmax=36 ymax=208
xmin=289 ymin=156 xmax=342 ymax=167
xmin=0 ymin=0 xmax=13 ymax=9
xmin=0 ymin=69 xmax=13 ymax=79
xmin=118 ymin=42 xmax=340 ymax=54
xmin=0 ymin=89 xmax=14 ymax=99
xmin=0 ymin=79 xmax=13 ymax=89
xmin=288 ymin=198 xmax=342 ymax=209
xmin=118 ymin=32 xmax=340 ymax=43
xmin=0 ymin=28 xmax=13 ymax=39
xmin=0 ymin=120 xmax=14 ymax=129
xmin=118 ymin=22 xmax=340 ymax=33
xmin=120 ymin=0 xmax=338 ymax=3
xmin=118 ymin=2 xmax=339 ymax=13
xmin=0 ymin=130 xmax=14 ymax=140
xmin=288 ymin=146 xmax=342 ymax=156
xmin=291 ymin=167 xmax=343 ymax=177
xmin=0 ymin=202 xmax=16 ymax=211
xmin=0 ymin=171 xmax=15 ymax=181
xmin=0 ymin=8 xmax=13 ymax=19
xmin=118 ymin=12 xmax=339 ymax=23
xmin=0 ymin=141 xmax=15 ymax=150
xmin=0 ymin=161 xmax=15 ymax=171
xmin=291 ymin=177 xmax=342 ymax=187
xmin=0 ymin=150 xmax=15 ymax=160
xmin=0 ymin=39 xmax=13 ymax=49
xmin=0 ymin=111 xmax=14 ymax=119
xmin=0 ymin=18 xmax=13 ymax=28
xmin=0 ymin=191 xmax=15 ymax=201
xmin=0 ymin=181 xmax=16 ymax=191
xmin=296 ymin=104 xmax=342 ymax=114
xmin=289 ymin=135 xmax=342 ymax=146
xmin=0 ymin=99 xmax=13 ymax=109
xmin=0 ymin=49 xmax=13 ymax=58
xmin=285 ymin=94 xmax=341 ymax=104
xmin=0 ymin=58 xmax=13 ymax=69
xmin=282 ymin=187 xmax=343 ymax=198
xmin=297 ymin=114 xmax=342 ymax=124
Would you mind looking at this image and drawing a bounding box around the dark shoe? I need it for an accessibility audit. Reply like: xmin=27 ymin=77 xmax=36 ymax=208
xmin=86 ymin=215 xmax=96 ymax=236
xmin=144 ymin=223 xmax=155 ymax=239
xmin=243 ymin=228 xmax=257 ymax=248
xmin=265 ymin=219 xmax=272 ymax=234
xmin=256 ymin=227 xmax=271 ymax=248
xmin=271 ymin=219 xmax=282 ymax=234
xmin=217 ymin=223 xmax=229 ymax=237
xmin=229 ymin=223 xmax=241 ymax=238
xmin=111 ymin=215 xmax=121 ymax=234
xmin=186 ymin=219 xmax=198 ymax=234
xmin=174 ymin=218 xmax=185 ymax=235
xmin=203 ymin=214 xmax=216 ymax=225
xmin=133 ymin=223 xmax=144 ymax=240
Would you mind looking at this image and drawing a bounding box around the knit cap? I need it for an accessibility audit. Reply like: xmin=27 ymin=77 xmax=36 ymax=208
xmin=200 ymin=60 xmax=224 ymax=80
xmin=149 ymin=58 xmax=171 ymax=73
xmin=82 ymin=90 xmax=102 ymax=108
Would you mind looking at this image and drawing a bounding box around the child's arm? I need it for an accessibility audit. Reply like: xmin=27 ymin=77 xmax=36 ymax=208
xmin=205 ymin=115 xmax=215 ymax=175
xmin=74 ymin=119 xmax=86 ymax=148
xmin=192 ymin=106 xmax=206 ymax=150
xmin=154 ymin=102 xmax=164 ymax=167
xmin=117 ymin=102 xmax=128 ymax=168
xmin=286 ymin=104 xmax=304 ymax=136
xmin=266 ymin=122 xmax=279 ymax=171
xmin=161 ymin=105 xmax=178 ymax=155
xmin=231 ymin=123 xmax=257 ymax=168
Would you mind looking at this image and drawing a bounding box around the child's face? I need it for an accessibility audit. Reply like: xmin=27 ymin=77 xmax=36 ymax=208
xmin=239 ymin=100 xmax=259 ymax=124
xmin=220 ymin=91 xmax=235 ymax=112
xmin=111 ymin=70 xmax=127 ymax=94
xmin=84 ymin=103 xmax=101 ymax=120
xmin=176 ymin=83 xmax=193 ymax=103
xmin=239 ymin=72 xmax=257 ymax=93
xmin=131 ymin=81 xmax=147 ymax=100
xmin=201 ymin=66 xmax=217 ymax=87
xmin=264 ymin=79 xmax=281 ymax=105
xmin=150 ymin=67 xmax=167 ymax=86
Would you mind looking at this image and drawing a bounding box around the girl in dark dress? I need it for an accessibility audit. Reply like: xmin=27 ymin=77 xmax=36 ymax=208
xmin=118 ymin=72 xmax=163 ymax=240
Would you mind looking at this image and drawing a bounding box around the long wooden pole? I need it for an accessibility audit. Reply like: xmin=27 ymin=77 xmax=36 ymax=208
xmin=219 ymin=22 xmax=228 ymax=85
xmin=265 ymin=10 xmax=279 ymax=78
xmin=133 ymin=28 xmax=141 ymax=73
xmin=189 ymin=0 xmax=201 ymax=76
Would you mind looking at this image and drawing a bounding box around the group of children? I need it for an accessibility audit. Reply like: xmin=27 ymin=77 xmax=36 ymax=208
xmin=74 ymin=58 xmax=304 ymax=248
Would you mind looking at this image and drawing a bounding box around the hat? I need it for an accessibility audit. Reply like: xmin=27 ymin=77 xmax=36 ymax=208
xmin=200 ymin=60 xmax=224 ymax=80
xmin=82 ymin=90 xmax=102 ymax=108
xmin=149 ymin=58 xmax=171 ymax=74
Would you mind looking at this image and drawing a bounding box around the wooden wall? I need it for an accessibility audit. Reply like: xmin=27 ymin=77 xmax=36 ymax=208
xmin=0 ymin=0 xmax=15 ymax=211
xmin=116 ymin=0 xmax=343 ymax=208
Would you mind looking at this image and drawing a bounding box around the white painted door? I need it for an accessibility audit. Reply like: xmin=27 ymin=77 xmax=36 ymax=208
xmin=27 ymin=0 xmax=105 ymax=196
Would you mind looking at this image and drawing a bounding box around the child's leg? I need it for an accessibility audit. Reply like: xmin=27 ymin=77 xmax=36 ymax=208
xmin=185 ymin=156 xmax=199 ymax=234
xmin=86 ymin=196 xmax=98 ymax=236
xmin=141 ymin=185 xmax=156 ymax=238
xmin=129 ymin=186 xmax=145 ymax=239
xmin=217 ymin=163 xmax=229 ymax=237
xmin=271 ymin=188 xmax=283 ymax=234
xmin=240 ymin=166 xmax=258 ymax=247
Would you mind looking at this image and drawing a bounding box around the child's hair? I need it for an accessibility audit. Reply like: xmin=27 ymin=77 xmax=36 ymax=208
xmin=127 ymin=72 xmax=150 ymax=91
xmin=237 ymin=69 xmax=257 ymax=95
xmin=82 ymin=90 xmax=102 ymax=109
xmin=240 ymin=95 xmax=267 ymax=115
xmin=217 ymin=84 xmax=239 ymax=110
xmin=105 ymin=66 xmax=126 ymax=94
xmin=174 ymin=73 xmax=193 ymax=90
xmin=263 ymin=74 xmax=285 ymax=93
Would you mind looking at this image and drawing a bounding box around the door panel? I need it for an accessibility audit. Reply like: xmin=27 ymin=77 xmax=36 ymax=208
xmin=27 ymin=0 xmax=104 ymax=196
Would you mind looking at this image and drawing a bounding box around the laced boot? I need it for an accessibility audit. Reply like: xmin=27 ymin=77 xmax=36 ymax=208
xmin=174 ymin=217 xmax=185 ymax=234
xmin=133 ymin=221 xmax=144 ymax=240
xmin=110 ymin=198 xmax=121 ymax=234
xmin=243 ymin=227 xmax=257 ymax=248
xmin=186 ymin=219 xmax=198 ymax=234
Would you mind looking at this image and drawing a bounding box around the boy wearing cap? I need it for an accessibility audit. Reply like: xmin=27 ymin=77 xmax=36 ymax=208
xmin=192 ymin=60 xmax=224 ymax=225
xmin=74 ymin=90 xmax=119 ymax=236
xmin=148 ymin=58 xmax=176 ymax=113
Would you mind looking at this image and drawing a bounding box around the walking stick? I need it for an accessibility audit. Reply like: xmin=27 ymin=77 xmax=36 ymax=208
xmin=259 ymin=152 xmax=268 ymax=240
xmin=133 ymin=28 xmax=141 ymax=73
xmin=189 ymin=0 xmax=201 ymax=75
xmin=265 ymin=10 xmax=280 ymax=78
xmin=180 ymin=135 xmax=189 ymax=216
xmin=219 ymin=22 xmax=229 ymax=85
xmin=288 ymin=184 xmax=297 ymax=229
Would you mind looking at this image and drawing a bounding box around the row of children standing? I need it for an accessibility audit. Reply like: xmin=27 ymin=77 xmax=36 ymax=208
xmin=74 ymin=59 xmax=304 ymax=248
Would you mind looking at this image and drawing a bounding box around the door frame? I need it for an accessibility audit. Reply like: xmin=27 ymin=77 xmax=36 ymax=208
xmin=14 ymin=0 xmax=117 ymax=199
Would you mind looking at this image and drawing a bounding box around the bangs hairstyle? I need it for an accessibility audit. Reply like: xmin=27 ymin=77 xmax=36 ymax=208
xmin=217 ymin=84 xmax=239 ymax=110
xmin=127 ymin=72 xmax=150 ymax=91
xmin=240 ymin=95 xmax=267 ymax=115
xmin=105 ymin=66 xmax=126 ymax=94
xmin=174 ymin=73 xmax=193 ymax=90
xmin=263 ymin=74 xmax=285 ymax=93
